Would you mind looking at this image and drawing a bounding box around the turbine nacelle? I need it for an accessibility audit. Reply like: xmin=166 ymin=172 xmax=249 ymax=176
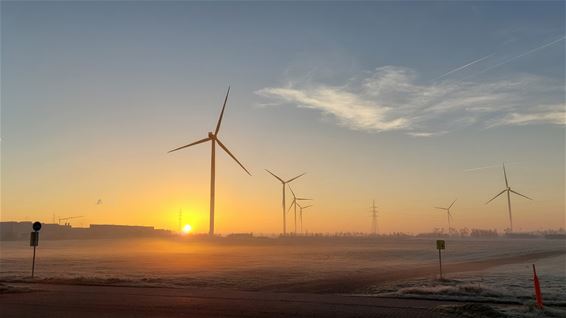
xmin=208 ymin=132 xmax=216 ymax=139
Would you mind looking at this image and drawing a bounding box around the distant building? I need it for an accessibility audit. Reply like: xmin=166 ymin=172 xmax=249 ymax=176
xmin=226 ymin=233 xmax=254 ymax=239
xmin=0 ymin=222 xmax=171 ymax=241
xmin=0 ymin=222 xmax=33 ymax=240
xmin=88 ymin=224 xmax=156 ymax=238
xmin=470 ymin=229 xmax=499 ymax=238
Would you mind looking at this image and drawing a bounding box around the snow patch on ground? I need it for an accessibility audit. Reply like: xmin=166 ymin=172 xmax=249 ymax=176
xmin=434 ymin=303 xmax=566 ymax=318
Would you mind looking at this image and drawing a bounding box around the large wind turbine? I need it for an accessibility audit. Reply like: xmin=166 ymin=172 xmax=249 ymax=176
xmin=434 ymin=199 xmax=456 ymax=233
xmin=296 ymin=202 xmax=312 ymax=234
xmin=169 ymin=87 xmax=251 ymax=236
xmin=287 ymin=186 xmax=311 ymax=234
xmin=266 ymin=170 xmax=305 ymax=235
xmin=486 ymin=163 xmax=532 ymax=232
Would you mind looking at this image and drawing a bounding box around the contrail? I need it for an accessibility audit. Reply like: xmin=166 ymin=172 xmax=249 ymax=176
xmin=435 ymin=54 xmax=493 ymax=80
xmin=464 ymin=164 xmax=502 ymax=172
xmin=464 ymin=161 xmax=521 ymax=172
xmin=466 ymin=36 xmax=565 ymax=78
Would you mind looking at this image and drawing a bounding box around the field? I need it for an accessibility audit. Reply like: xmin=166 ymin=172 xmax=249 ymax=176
xmin=1 ymin=237 xmax=564 ymax=317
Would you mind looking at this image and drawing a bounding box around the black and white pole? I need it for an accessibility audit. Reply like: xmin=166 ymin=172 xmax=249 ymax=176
xmin=436 ymin=240 xmax=445 ymax=280
xmin=30 ymin=222 xmax=42 ymax=278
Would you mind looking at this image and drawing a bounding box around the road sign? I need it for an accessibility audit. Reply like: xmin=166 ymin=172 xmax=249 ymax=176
xmin=30 ymin=221 xmax=42 ymax=278
xmin=33 ymin=221 xmax=42 ymax=232
xmin=30 ymin=232 xmax=39 ymax=247
xmin=436 ymin=240 xmax=445 ymax=280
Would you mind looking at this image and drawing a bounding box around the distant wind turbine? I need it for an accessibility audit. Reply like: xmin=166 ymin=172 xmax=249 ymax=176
xmin=266 ymin=170 xmax=305 ymax=235
xmin=486 ymin=163 xmax=532 ymax=232
xmin=296 ymin=202 xmax=313 ymax=234
xmin=434 ymin=199 xmax=456 ymax=233
xmin=287 ymin=186 xmax=312 ymax=234
xmin=168 ymin=87 xmax=251 ymax=236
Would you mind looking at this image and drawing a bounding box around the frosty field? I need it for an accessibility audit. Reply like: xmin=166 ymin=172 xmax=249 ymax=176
xmin=1 ymin=237 xmax=564 ymax=303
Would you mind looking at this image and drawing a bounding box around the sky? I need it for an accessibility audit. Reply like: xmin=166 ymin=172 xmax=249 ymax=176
xmin=1 ymin=1 xmax=564 ymax=234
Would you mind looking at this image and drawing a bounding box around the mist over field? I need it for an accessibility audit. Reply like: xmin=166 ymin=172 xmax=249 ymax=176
xmin=2 ymin=237 xmax=564 ymax=305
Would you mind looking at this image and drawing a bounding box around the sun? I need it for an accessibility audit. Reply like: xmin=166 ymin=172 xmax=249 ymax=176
xmin=182 ymin=224 xmax=192 ymax=234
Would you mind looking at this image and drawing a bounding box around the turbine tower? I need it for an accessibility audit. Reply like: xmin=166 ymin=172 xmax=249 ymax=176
xmin=296 ymin=202 xmax=312 ymax=234
xmin=434 ymin=199 xmax=456 ymax=234
xmin=370 ymin=200 xmax=379 ymax=235
xmin=287 ymin=186 xmax=311 ymax=234
xmin=169 ymin=87 xmax=251 ymax=236
xmin=266 ymin=170 xmax=305 ymax=235
xmin=486 ymin=163 xmax=532 ymax=232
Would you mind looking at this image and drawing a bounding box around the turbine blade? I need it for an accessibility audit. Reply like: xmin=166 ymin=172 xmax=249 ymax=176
xmin=288 ymin=186 xmax=296 ymax=199
xmin=265 ymin=169 xmax=284 ymax=183
xmin=168 ymin=137 xmax=211 ymax=153
xmin=286 ymin=173 xmax=306 ymax=183
xmin=434 ymin=207 xmax=447 ymax=210
xmin=449 ymin=199 xmax=457 ymax=209
xmin=297 ymin=198 xmax=312 ymax=201
xmin=287 ymin=200 xmax=295 ymax=213
xmin=214 ymin=86 xmax=230 ymax=135
xmin=486 ymin=189 xmax=506 ymax=204
xmin=216 ymin=138 xmax=251 ymax=175
xmin=303 ymin=205 xmax=313 ymax=209
xmin=510 ymin=189 xmax=533 ymax=200
xmin=503 ymin=163 xmax=509 ymax=188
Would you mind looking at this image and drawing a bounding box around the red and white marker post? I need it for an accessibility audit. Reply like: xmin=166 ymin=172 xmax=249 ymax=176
xmin=532 ymin=264 xmax=543 ymax=309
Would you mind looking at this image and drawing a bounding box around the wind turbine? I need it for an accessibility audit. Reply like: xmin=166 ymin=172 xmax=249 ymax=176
xmin=287 ymin=186 xmax=312 ymax=234
xmin=168 ymin=87 xmax=251 ymax=236
xmin=434 ymin=199 xmax=456 ymax=234
xmin=265 ymin=170 xmax=305 ymax=235
xmin=296 ymin=202 xmax=313 ymax=234
xmin=370 ymin=200 xmax=379 ymax=235
xmin=486 ymin=163 xmax=532 ymax=232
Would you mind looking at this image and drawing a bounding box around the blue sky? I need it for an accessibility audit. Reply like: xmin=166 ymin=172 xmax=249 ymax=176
xmin=1 ymin=2 xmax=564 ymax=233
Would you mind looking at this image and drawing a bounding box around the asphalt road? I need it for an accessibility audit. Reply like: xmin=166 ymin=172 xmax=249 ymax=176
xmin=0 ymin=283 xmax=461 ymax=318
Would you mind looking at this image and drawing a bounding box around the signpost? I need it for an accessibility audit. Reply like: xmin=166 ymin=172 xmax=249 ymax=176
xmin=436 ymin=239 xmax=445 ymax=280
xmin=30 ymin=222 xmax=42 ymax=278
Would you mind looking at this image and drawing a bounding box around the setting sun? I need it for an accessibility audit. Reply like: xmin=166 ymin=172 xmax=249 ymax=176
xmin=182 ymin=224 xmax=192 ymax=234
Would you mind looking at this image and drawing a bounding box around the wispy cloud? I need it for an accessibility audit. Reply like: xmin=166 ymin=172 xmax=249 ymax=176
xmin=494 ymin=109 xmax=566 ymax=126
xmin=406 ymin=131 xmax=448 ymax=138
xmin=255 ymin=85 xmax=409 ymax=132
xmin=256 ymin=66 xmax=565 ymax=136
